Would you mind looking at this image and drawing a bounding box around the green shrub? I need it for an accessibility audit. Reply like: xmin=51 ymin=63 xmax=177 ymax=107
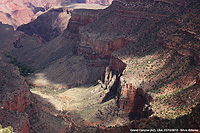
xmin=5 ymin=54 xmax=34 ymax=76
xmin=0 ymin=124 xmax=13 ymax=133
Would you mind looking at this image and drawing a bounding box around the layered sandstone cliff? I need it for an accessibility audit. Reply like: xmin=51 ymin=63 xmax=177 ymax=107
xmin=4 ymin=0 xmax=200 ymax=131
xmin=0 ymin=0 xmax=65 ymax=28
xmin=0 ymin=55 xmax=45 ymax=132
xmin=17 ymin=4 xmax=108 ymax=42
xmin=0 ymin=0 xmax=111 ymax=28
xmin=0 ymin=56 xmax=30 ymax=132
xmin=17 ymin=7 xmax=71 ymax=42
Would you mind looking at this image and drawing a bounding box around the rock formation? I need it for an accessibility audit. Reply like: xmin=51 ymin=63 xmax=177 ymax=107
xmin=0 ymin=55 xmax=47 ymax=132
xmin=0 ymin=0 xmax=65 ymax=28
xmin=17 ymin=3 xmax=108 ymax=42
xmin=0 ymin=55 xmax=30 ymax=132
xmin=0 ymin=22 xmax=45 ymax=132
xmin=118 ymin=83 xmax=153 ymax=120
xmin=1 ymin=0 xmax=199 ymax=131
xmin=17 ymin=7 xmax=71 ymax=42
xmin=0 ymin=0 xmax=111 ymax=28
xmin=0 ymin=22 xmax=45 ymax=55
xmin=0 ymin=110 xmax=30 ymax=133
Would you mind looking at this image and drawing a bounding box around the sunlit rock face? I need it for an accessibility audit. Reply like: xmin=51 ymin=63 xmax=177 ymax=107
xmin=2 ymin=0 xmax=199 ymax=131
xmin=17 ymin=7 xmax=71 ymax=42
xmin=0 ymin=56 xmax=43 ymax=133
xmin=0 ymin=0 xmax=112 ymax=28
xmin=0 ymin=0 xmax=65 ymax=28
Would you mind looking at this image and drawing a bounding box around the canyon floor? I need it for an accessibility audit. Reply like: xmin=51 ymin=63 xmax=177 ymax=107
xmin=0 ymin=0 xmax=200 ymax=132
xmin=31 ymin=84 xmax=119 ymax=132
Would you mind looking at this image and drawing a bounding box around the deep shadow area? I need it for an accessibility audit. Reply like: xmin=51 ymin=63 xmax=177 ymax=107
xmin=128 ymin=89 xmax=152 ymax=121
xmin=101 ymin=71 xmax=121 ymax=103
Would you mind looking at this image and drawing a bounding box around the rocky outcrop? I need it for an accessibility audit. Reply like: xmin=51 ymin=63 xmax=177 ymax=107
xmin=17 ymin=7 xmax=71 ymax=42
xmin=68 ymin=9 xmax=103 ymax=33
xmin=0 ymin=56 xmax=30 ymax=132
xmin=0 ymin=56 xmax=43 ymax=133
xmin=0 ymin=0 xmax=110 ymax=28
xmin=118 ymin=83 xmax=153 ymax=120
xmin=109 ymin=56 xmax=126 ymax=73
xmin=17 ymin=4 xmax=108 ymax=42
xmin=0 ymin=56 xmax=31 ymax=112
xmin=1 ymin=89 xmax=31 ymax=112
xmin=0 ymin=22 xmax=45 ymax=56
xmin=5 ymin=0 xmax=200 ymax=131
xmin=0 ymin=110 xmax=30 ymax=133
xmin=0 ymin=0 xmax=65 ymax=28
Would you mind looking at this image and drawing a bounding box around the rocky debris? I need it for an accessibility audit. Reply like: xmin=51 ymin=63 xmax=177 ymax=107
xmin=3 ymin=0 xmax=199 ymax=131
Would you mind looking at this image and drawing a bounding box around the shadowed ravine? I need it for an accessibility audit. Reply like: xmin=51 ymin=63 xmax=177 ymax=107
xmin=0 ymin=0 xmax=199 ymax=132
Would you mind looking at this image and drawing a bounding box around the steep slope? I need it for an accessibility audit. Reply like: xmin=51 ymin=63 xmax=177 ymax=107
xmin=0 ymin=22 xmax=23 ymax=53
xmin=10 ymin=4 xmax=109 ymax=87
xmin=0 ymin=0 xmax=111 ymax=28
xmin=17 ymin=7 xmax=71 ymax=42
xmin=17 ymin=3 xmax=108 ymax=42
xmin=0 ymin=55 xmax=46 ymax=133
xmin=0 ymin=22 xmax=45 ymax=55
xmin=0 ymin=0 xmax=65 ymax=28
xmin=0 ymin=21 xmax=48 ymax=133
xmin=5 ymin=0 xmax=200 ymax=131
xmin=112 ymin=0 xmax=200 ymax=120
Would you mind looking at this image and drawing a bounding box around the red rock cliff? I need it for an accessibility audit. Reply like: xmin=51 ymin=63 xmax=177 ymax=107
xmin=68 ymin=9 xmax=103 ymax=33
xmin=118 ymin=83 xmax=153 ymax=119
xmin=0 ymin=110 xmax=30 ymax=133
xmin=0 ymin=57 xmax=33 ymax=133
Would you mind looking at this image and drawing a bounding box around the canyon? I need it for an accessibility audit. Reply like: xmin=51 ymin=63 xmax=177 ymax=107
xmin=0 ymin=0 xmax=199 ymax=132
xmin=0 ymin=0 xmax=111 ymax=29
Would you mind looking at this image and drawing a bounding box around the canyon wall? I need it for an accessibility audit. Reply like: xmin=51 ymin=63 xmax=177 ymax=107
xmin=0 ymin=0 xmax=111 ymax=28
xmin=0 ymin=0 xmax=65 ymax=28
xmin=0 ymin=56 xmax=30 ymax=132
xmin=0 ymin=110 xmax=30 ymax=133
xmin=0 ymin=56 xmax=44 ymax=132
xmin=17 ymin=7 xmax=71 ymax=42
xmin=5 ymin=0 xmax=200 ymax=130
